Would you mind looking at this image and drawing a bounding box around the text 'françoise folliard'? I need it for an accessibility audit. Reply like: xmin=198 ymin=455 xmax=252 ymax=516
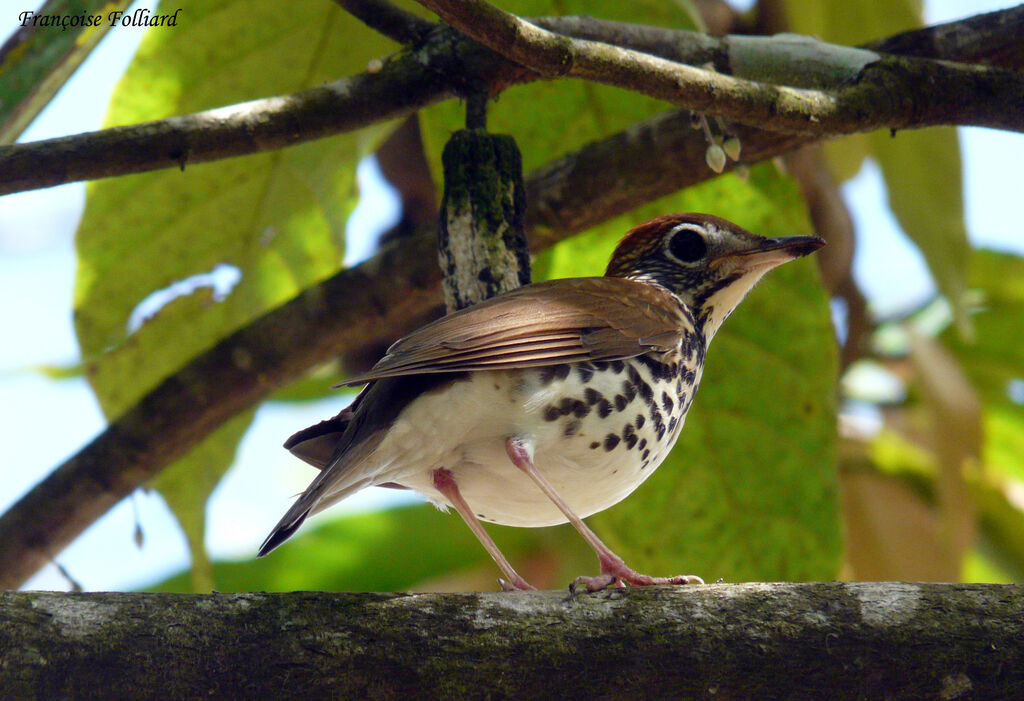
xmin=18 ymin=9 xmax=182 ymax=31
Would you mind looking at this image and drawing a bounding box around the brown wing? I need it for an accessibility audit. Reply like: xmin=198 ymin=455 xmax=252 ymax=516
xmin=341 ymin=277 xmax=692 ymax=385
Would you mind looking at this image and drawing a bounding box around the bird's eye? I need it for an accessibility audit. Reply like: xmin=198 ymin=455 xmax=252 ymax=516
xmin=668 ymin=229 xmax=707 ymax=263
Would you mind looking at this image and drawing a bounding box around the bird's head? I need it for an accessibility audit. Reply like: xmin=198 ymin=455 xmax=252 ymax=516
xmin=606 ymin=213 xmax=824 ymax=340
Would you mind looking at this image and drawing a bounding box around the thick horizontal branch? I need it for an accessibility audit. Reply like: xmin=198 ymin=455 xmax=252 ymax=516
xmin=1 ymin=7 xmax=1022 ymax=195
xmin=3 ymin=584 xmax=1023 ymax=699
xmin=417 ymin=0 xmax=1024 ymax=135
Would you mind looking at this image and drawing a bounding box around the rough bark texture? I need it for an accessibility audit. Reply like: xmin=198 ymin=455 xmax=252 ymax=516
xmin=438 ymin=129 xmax=530 ymax=312
xmin=2 ymin=583 xmax=1021 ymax=699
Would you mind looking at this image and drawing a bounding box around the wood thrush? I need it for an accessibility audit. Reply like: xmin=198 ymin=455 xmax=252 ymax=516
xmin=259 ymin=213 xmax=824 ymax=591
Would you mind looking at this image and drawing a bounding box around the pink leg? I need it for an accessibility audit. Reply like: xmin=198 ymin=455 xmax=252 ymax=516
xmin=432 ymin=468 xmax=535 ymax=591
xmin=505 ymin=437 xmax=704 ymax=593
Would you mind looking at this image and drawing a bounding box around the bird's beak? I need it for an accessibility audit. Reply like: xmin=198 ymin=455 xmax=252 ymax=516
xmin=727 ymin=235 xmax=825 ymax=270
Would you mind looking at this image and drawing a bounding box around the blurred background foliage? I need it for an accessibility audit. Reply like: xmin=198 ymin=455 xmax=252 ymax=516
xmin=1 ymin=0 xmax=1019 ymax=592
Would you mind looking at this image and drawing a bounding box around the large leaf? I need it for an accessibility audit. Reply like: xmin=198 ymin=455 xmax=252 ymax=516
xmin=74 ymin=0 xmax=399 ymax=586
xmin=540 ymin=164 xmax=841 ymax=581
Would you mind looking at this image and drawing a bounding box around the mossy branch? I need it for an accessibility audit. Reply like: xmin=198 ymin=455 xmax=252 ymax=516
xmin=2 ymin=584 xmax=1022 ymax=699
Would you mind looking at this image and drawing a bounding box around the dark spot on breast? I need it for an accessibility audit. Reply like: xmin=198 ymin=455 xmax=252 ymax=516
xmin=635 ymin=413 xmax=645 ymax=429
xmin=668 ymin=416 xmax=678 ymax=433
xmin=603 ymin=434 xmax=621 ymax=451
xmin=611 ymin=360 xmax=625 ymax=374
xmin=638 ymin=438 xmax=647 ymax=450
xmin=572 ymin=400 xmax=590 ymax=418
xmin=627 ymin=364 xmax=642 ymax=385
xmin=682 ymin=368 xmax=696 ymax=385
xmin=477 ymin=513 xmax=487 ymax=519
xmin=589 ymin=441 xmax=600 ymax=450
xmin=614 ymin=394 xmax=628 ymax=412
xmin=662 ymin=391 xmax=674 ymax=412
xmin=564 ymin=420 xmax=580 ymax=437
xmin=592 ymin=360 xmax=609 ymax=372
xmin=622 ymin=381 xmax=637 ymax=402
xmin=638 ymin=380 xmax=654 ymax=406
xmin=539 ymin=366 xmax=557 ymax=385
xmin=577 ymin=365 xmax=594 ymax=383
xmin=543 ymin=405 xmax=560 ymax=421
xmin=642 ymin=449 xmax=651 ymax=461
xmin=651 ymin=407 xmax=665 ymax=440
xmin=584 ymin=387 xmax=602 ymax=405
xmin=558 ymin=397 xmax=576 ymax=415
xmin=636 ymin=355 xmax=674 ymax=381
xmin=623 ymin=423 xmax=637 ymax=449
xmin=554 ymin=364 xmax=571 ymax=380
xmin=598 ymin=399 xmax=613 ymax=418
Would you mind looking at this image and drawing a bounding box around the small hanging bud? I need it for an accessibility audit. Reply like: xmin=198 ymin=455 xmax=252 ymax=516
xmin=723 ymin=137 xmax=742 ymax=161
xmin=705 ymin=144 xmax=727 ymax=173
xmin=367 ymin=58 xmax=384 ymax=74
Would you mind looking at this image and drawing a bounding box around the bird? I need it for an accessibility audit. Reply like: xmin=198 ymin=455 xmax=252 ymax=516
xmin=258 ymin=213 xmax=824 ymax=592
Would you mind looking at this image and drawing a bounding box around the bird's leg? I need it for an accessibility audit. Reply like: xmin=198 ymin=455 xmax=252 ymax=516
xmin=431 ymin=468 xmax=535 ymax=591
xmin=504 ymin=437 xmax=704 ymax=593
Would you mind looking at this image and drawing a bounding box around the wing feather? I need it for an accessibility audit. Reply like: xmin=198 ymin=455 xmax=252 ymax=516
xmin=342 ymin=277 xmax=691 ymax=385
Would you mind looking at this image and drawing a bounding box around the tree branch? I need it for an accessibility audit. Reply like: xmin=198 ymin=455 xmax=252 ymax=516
xmin=3 ymin=584 xmax=1022 ymax=698
xmin=331 ymin=0 xmax=435 ymax=45
xmin=864 ymin=4 xmax=1024 ymax=69
xmin=416 ymin=0 xmax=1024 ymax=134
xmin=1 ymin=7 xmax=1022 ymax=195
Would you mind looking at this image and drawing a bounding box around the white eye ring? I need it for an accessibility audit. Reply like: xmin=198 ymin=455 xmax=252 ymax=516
xmin=666 ymin=224 xmax=708 ymax=263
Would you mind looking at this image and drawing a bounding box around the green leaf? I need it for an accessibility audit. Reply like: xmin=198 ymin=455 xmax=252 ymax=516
xmin=0 ymin=0 xmax=131 ymax=143
xmin=74 ymin=0 xmax=399 ymax=584
xmin=543 ymin=164 xmax=841 ymax=581
xmin=943 ymin=250 xmax=1024 ymax=483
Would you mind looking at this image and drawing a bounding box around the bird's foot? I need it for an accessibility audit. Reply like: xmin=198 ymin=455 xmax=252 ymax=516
xmin=570 ymin=559 xmax=704 ymax=594
xmin=569 ymin=573 xmax=622 ymax=595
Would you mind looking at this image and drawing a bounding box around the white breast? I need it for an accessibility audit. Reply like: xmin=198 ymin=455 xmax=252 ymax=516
xmin=365 ymin=358 xmax=698 ymax=528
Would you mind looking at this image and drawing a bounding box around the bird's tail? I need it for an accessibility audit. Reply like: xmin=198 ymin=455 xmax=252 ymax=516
xmin=257 ymin=499 xmax=313 ymax=557
xmin=257 ymin=474 xmax=373 ymax=557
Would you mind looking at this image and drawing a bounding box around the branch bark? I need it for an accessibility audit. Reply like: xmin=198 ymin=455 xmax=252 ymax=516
xmin=1 ymin=7 xmax=1022 ymax=195
xmin=417 ymin=0 xmax=1024 ymax=134
xmin=2 ymin=584 xmax=1022 ymax=699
